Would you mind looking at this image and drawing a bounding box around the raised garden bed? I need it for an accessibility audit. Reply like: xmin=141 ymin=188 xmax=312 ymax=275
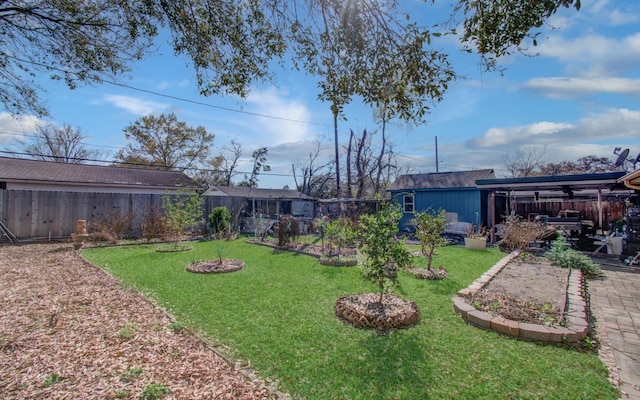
xmin=453 ymin=251 xmax=590 ymax=344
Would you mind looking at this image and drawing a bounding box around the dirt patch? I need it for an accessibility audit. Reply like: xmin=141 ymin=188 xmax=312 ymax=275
xmin=465 ymin=257 xmax=569 ymax=326
xmin=0 ymin=244 xmax=278 ymax=399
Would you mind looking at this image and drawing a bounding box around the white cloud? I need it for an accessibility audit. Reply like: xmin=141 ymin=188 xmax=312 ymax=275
xmin=468 ymin=121 xmax=576 ymax=148
xmin=535 ymin=33 xmax=640 ymax=77
xmin=0 ymin=112 xmax=45 ymax=145
xmin=524 ymin=77 xmax=640 ymax=97
xmin=471 ymin=108 xmax=640 ymax=150
xmin=608 ymin=9 xmax=638 ymax=25
xmin=420 ymin=107 xmax=640 ymax=176
xmin=244 ymin=87 xmax=313 ymax=145
xmin=101 ymin=95 xmax=169 ymax=116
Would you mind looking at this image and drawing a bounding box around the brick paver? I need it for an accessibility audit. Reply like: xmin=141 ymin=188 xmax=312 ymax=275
xmin=590 ymin=263 xmax=640 ymax=399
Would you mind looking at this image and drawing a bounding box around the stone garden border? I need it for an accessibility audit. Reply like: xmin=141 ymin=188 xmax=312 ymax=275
xmin=452 ymin=251 xmax=589 ymax=344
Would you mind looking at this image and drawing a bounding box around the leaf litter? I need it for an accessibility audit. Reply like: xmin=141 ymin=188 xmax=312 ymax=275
xmin=0 ymin=243 xmax=285 ymax=399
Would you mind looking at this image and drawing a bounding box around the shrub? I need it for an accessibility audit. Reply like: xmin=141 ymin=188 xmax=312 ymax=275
xmin=545 ymin=237 xmax=602 ymax=276
xmin=90 ymin=210 xmax=134 ymax=243
xmin=498 ymin=216 xmax=550 ymax=252
xmin=141 ymin=204 xmax=168 ymax=241
xmin=277 ymin=215 xmax=299 ymax=247
xmin=208 ymin=206 xmax=232 ymax=238
xmin=161 ymin=192 xmax=204 ymax=248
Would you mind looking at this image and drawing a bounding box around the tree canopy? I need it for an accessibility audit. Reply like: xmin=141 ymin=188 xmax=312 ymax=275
xmin=453 ymin=0 xmax=581 ymax=70
xmin=0 ymin=0 xmax=287 ymax=116
xmin=12 ymin=123 xmax=102 ymax=163
xmin=115 ymin=113 xmax=213 ymax=171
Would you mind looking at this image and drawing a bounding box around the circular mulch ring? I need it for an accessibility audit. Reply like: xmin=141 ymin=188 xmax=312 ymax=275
xmin=335 ymin=293 xmax=420 ymax=332
xmin=407 ymin=266 xmax=448 ymax=280
xmin=186 ymin=259 xmax=245 ymax=274
xmin=319 ymin=257 xmax=358 ymax=267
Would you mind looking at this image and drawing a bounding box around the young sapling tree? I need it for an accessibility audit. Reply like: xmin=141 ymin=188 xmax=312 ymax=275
xmin=413 ymin=208 xmax=447 ymax=271
xmin=161 ymin=191 xmax=204 ymax=249
xmin=358 ymin=202 xmax=411 ymax=303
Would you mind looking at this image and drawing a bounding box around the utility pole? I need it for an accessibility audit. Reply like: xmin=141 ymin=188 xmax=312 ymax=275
xmin=435 ymin=136 xmax=439 ymax=173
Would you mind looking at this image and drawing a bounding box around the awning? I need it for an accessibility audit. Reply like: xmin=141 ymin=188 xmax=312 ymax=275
xmin=618 ymin=168 xmax=640 ymax=190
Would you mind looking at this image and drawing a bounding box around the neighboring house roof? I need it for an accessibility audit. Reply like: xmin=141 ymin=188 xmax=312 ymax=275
xmin=0 ymin=156 xmax=199 ymax=192
xmin=204 ymin=185 xmax=311 ymax=199
xmin=388 ymin=169 xmax=496 ymax=191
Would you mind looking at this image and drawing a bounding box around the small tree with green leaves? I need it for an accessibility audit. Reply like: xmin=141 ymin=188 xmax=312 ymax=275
xmin=161 ymin=192 xmax=203 ymax=249
xmin=324 ymin=219 xmax=346 ymax=258
xmin=358 ymin=202 xmax=411 ymax=303
xmin=208 ymin=206 xmax=231 ymax=239
xmin=413 ymin=208 xmax=447 ymax=271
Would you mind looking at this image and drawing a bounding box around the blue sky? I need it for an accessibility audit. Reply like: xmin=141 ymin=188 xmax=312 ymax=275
xmin=1 ymin=0 xmax=640 ymax=189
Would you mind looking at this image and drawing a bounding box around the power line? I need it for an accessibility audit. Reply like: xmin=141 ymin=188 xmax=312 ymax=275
xmin=5 ymin=54 xmax=331 ymax=128
xmin=0 ymin=150 xmax=300 ymax=178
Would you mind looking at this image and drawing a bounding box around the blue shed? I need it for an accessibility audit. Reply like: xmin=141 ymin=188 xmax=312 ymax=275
xmin=387 ymin=169 xmax=496 ymax=232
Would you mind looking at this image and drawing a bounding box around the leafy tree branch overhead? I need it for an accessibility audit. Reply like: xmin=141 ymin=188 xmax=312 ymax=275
xmin=1 ymin=0 xmax=582 ymax=118
xmin=452 ymin=0 xmax=582 ymax=70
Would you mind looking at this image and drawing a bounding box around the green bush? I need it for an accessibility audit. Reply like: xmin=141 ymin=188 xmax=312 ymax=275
xmin=208 ymin=206 xmax=231 ymax=237
xmin=545 ymin=237 xmax=602 ymax=276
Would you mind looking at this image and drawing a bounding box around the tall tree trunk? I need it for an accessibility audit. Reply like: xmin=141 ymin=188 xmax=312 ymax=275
xmin=346 ymin=130 xmax=353 ymax=198
xmin=333 ymin=110 xmax=341 ymax=198
xmin=374 ymin=116 xmax=387 ymax=196
xmin=355 ymin=129 xmax=367 ymax=198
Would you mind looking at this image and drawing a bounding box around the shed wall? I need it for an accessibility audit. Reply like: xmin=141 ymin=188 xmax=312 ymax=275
xmin=392 ymin=188 xmax=485 ymax=231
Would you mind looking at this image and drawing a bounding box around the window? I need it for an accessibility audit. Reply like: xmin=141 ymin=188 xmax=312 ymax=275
xmin=403 ymin=194 xmax=414 ymax=213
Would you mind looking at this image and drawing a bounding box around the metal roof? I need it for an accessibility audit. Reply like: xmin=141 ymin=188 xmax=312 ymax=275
xmin=0 ymin=156 xmax=199 ymax=189
xmin=619 ymin=168 xmax=640 ymax=190
xmin=204 ymin=185 xmax=311 ymax=199
xmin=388 ymin=169 xmax=496 ymax=190
xmin=475 ymin=171 xmax=627 ymax=192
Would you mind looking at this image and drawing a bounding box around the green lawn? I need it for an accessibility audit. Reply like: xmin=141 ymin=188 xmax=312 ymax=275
xmin=82 ymin=239 xmax=618 ymax=400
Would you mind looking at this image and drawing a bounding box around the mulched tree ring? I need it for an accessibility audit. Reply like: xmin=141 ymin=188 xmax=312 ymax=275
xmin=407 ymin=266 xmax=448 ymax=280
xmin=335 ymin=293 xmax=420 ymax=332
xmin=319 ymin=256 xmax=358 ymax=267
xmin=186 ymin=259 xmax=245 ymax=274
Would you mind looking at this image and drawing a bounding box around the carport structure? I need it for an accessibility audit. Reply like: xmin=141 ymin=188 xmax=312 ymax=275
xmin=475 ymin=172 xmax=632 ymax=244
xmin=619 ymin=168 xmax=640 ymax=190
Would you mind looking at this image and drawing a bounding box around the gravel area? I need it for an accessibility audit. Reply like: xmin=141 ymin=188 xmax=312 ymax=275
xmin=0 ymin=243 xmax=280 ymax=399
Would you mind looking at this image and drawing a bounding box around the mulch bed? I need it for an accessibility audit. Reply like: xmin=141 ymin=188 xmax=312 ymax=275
xmin=407 ymin=266 xmax=448 ymax=280
xmin=0 ymin=244 xmax=280 ymax=399
xmin=335 ymin=293 xmax=420 ymax=332
xmin=187 ymin=259 xmax=245 ymax=274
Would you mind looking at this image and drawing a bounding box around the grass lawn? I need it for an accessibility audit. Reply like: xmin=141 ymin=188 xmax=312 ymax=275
xmin=82 ymin=239 xmax=618 ymax=400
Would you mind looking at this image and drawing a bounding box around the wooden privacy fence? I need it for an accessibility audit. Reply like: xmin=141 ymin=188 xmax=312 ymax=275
xmin=0 ymin=190 xmax=172 ymax=240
